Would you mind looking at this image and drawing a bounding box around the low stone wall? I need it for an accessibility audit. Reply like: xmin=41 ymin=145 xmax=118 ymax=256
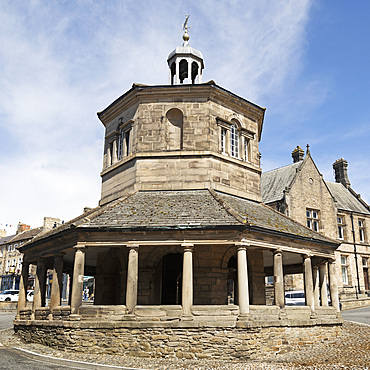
xmin=14 ymin=319 xmax=342 ymax=360
xmin=0 ymin=302 xmax=18 ymax=312
xmin=341 ymin=297 xmax=370 ymax=310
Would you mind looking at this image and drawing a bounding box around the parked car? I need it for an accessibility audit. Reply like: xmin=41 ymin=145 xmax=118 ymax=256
xmin=285 ymin=290 xmax=305 ymax=306
xmin=0 ymin=289 xmax=19 ymax=302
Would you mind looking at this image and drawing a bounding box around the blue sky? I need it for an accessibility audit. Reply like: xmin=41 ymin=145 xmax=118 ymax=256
xmin=1 ymin=0 xmax=369 ymax=234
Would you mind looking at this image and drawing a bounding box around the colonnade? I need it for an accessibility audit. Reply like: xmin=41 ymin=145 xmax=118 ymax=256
xmin=16 ymin=243 xmax=341 ymax=321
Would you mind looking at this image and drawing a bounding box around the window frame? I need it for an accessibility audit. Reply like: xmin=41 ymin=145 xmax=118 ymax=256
xmin=358 ymin=219 xmax=365 ymax=243
xmin=217 ymin=118 xmax=255 ymax=163
xmin=229 ymin=123 xmax=239 ymax=158
xmin=337 ymin=215 xmax=345 ymax=240
xmin=341 ymin=255 xmax=349 ymax=285
xmin=306 ymin=209 xmax=320 ymax=232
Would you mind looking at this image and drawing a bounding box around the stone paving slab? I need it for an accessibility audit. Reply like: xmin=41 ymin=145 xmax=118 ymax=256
xmin=0 ymin=322 xmax=369 ymax=369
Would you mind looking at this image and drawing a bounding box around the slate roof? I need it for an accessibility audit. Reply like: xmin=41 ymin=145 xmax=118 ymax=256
xmin=325 ymin=181 xmax=370 ymax=215
xmin=81 ymin=190 xmax=241 ymax=229
xmin=9 ymin=227 xmax=43 ymax=243
xmin=260 ymin=162 xmax=302 ymax=204
xmin=23 ymin=190 xmax=336 ymax=249
xmin=0 ymin=235 xmax=15 ymax=247
xmin=76 ymin=190 xmax=333 ymax=244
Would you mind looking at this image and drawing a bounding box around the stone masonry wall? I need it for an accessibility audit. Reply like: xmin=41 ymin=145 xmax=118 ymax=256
xmin=14 ymin=323 xmax=342 ymax=360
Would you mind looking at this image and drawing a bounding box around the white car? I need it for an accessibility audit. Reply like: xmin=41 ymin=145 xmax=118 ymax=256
xmin=285 ymin=290 xmax=305 ymax=306
xmin=0 ymin=289 xmax=19 ymax=302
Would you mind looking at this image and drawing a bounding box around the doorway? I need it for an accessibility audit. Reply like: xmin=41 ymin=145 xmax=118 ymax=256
xmin=160 ymin=253 xmax=183 ymax=304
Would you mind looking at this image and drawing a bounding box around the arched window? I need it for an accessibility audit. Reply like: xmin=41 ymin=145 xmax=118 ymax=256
xmin=166 ymin=108 xmax=183 ymax=150
xmin=179 ymin=59 xmax=188 ymax=83
xmin=230 ymin=123 xmax=239 ymax=158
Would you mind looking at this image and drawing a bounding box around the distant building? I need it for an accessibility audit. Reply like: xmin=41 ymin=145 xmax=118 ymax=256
xmin=0 ymin=218 xmax=61 ymax=291
xmin=261 ymin=146 xmax=370 ymax=301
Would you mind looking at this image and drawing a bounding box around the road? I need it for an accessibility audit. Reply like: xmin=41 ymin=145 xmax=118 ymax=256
xmin=341 ymin=305 xmax=370 ymax=325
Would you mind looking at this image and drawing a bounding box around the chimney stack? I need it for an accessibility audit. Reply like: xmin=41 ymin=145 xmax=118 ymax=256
xmin=333 ymin=158 xmax=351 ymax=188
xmin=17 ymin=223 xmax=30 ymax=234
xmin=292 ymin=146 xmax=304 ymax=163
xmin=43 ymin=217 xmax=61 ymax=230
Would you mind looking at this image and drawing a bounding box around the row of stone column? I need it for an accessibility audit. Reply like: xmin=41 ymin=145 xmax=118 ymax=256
xmin=273 ymin=250 xmax=340 ymax=314
xmin=17 ymin=244 xmax=340 ymax=320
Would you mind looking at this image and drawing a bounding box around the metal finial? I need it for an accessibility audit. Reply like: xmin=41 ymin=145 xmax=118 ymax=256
xmin=182 ymin=14 xmax=191 ymax=45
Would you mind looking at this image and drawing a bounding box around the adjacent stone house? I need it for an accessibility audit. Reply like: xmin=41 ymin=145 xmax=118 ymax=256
xmin=15 ymin=29 xmax=343 ymax=359
xmin=261 ymin=146 xmax=370 ymax=304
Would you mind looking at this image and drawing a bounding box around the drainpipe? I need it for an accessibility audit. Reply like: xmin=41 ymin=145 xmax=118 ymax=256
xmin=350 ymin=212 xmax=361 ymax=296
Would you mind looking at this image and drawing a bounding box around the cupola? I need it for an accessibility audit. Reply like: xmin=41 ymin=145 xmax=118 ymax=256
xmin=167 ymin=15 xmax=204 ymax=85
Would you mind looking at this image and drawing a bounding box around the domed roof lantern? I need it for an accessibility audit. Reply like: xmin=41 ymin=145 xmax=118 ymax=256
xmin=167 ymin=15 xmax=204 ymax=85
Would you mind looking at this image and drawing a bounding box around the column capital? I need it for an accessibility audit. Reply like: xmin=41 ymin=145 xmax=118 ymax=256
xmin=303 ymin=253 xmax=313 ymax=260
xmin=235 ymin=242 xmax=249 ymax=251
xmin=74 ymin=244 xmax=86 ymax=251
xmin=328 ymin=257 xmax=336 ymax=264
xmin=181 ymin=243 xmax=194 ymax=252
xmin=273 ymin=248 xmax=283 ymax=255
xmin=127 ymin=244 xmax=139 ymax=251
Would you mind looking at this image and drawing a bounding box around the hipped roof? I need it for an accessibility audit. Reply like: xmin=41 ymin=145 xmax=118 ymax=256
xmin=22 ymin=189 xmax=337 ymax=250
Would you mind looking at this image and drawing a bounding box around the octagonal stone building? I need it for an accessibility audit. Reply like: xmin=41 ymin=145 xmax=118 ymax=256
xmin=15 ymin=30 xmax=343 ymax=359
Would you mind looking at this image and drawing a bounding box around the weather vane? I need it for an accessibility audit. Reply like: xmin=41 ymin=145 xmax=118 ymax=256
xmin=182 ymin=14 xmax=191 ymax=44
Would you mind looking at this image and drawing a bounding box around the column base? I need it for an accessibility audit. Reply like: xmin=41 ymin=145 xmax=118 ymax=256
xmin=123 ymin=314 xmax=137 ymax=321
xmin=180 ymin=315 xmax=193 ymax=321
xmin=310 ymin=311 xmax=318 ymax=319
xmin=237 ymin=313 xmax=250 ymax=321
xmin=279 ymin=308 xmax=287 ymax=320
xmin=69 ymin=314 xmax=81 ymax=321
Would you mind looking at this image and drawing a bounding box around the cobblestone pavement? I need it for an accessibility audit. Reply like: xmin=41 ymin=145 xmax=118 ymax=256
xmin=0 ymin=322 xmax=369 ymax=369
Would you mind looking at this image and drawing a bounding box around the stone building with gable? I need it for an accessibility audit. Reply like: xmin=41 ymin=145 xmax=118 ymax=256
xmin=261 ymin=146 xmax=370 ymax=306
xmin=15 ymin=27 xmax=343 ymax=359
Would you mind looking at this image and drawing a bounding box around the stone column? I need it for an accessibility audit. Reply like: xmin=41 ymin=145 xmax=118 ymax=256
xmin=32 ymin=258 xmax=46 ymax=315
xmin=313 ymin=266 xmax=320 ymax=307
xmin=48 ymin=254 xmax=64 ymax=318
xmin=181 ymin=243 xmax=194 ymax=319
xmin=328 ymin=259 xmax=340 ymax=313
xmin=112 ymin=138 xmax=118 ymax=164
xmin=237 ymin=244 xmax=250 ymax=317
xmin=319 ymin=262 xmax=329 ymax=306
xmin=198 ymin=61 xmax=202 ymax=83
xmin=188 ymin=58 xmax=192 ymax=84
xmin=303 ymin=255 xmax=316 ymax=317
xmin=16 ymin=261 xmax=29 ymax=319
xmin=176 ymin=59 xmax=180 ymax=84
xmin=70 ymin=246 xmax=85 ymax=316
xmin=126 ymin=245 xmax=139 ymax=314
xmin=273 ymin=249 xmax=285 ymax=309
